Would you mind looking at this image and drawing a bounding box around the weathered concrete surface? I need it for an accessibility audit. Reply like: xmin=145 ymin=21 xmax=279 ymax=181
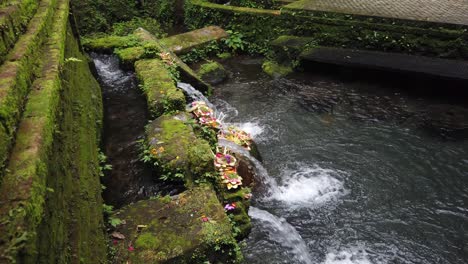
xmin=160 ymin=26 xmax=228 ymax=54
xmin=285 ymin=0 xmax=468 ymax=26
xmin=111 ymin=185 xmax=242 ymax=263
xmin=134 ymin=28 xmax=213 ymax=94
xmin=300 ymin=46 xmax=468 ymax=81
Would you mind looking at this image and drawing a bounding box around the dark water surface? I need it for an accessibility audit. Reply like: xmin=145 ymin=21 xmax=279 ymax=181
xmin=211 ymin=57 xmax=468 ymax=264
xmin=92 ymin=54 xmax=168 ymax=208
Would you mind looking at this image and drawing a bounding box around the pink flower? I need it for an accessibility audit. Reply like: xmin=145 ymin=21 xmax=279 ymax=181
xmin=128 ymin=245 xmax=135 ymax=252
xmin=112 ymin=239 xmax=118 ymax=245
xmin=201 ymin=215 xmax=209 ymax=222
xmin=224 ymin=203 xmax=236 ymax=211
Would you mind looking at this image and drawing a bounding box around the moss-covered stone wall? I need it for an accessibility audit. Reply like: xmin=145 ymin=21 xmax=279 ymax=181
xmin=0 ymin=0 xmax=107 ymax=262
xmin=184 ymin=0 xmax=468 ymax=58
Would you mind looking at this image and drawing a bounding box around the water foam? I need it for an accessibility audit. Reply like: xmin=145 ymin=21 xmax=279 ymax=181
xmin=249 ymin=207 xmax=313 ymax=264
xmin=322 ymin=247 xmax=373 ymax=264
xmin=271 ymin=166 xmax=346 ymax=206
xmin=227 ymin=121 xmax=264 ymax=139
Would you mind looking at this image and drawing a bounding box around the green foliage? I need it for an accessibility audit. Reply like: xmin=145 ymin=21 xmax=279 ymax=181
xmin=224 ymin=30 xmax=245 ymax=51
xmin=108 ymin=217 xmax=123 ymax=227
xmin=102 ymin=204 xmax=114 ymax=215
xmin=111 ymin=17 xmax=166 ymax=38
xmin=184 ymin=0 xmax=468 ymax=59
xmin=180 ymin=40 xmax=227 ymax=64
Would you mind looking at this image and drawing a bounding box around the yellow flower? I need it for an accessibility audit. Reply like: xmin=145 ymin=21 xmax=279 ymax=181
xmin=158 ymin=146 xmax=165 ymax=153
xmin=150 ymin=148 xmax=158 ymax=156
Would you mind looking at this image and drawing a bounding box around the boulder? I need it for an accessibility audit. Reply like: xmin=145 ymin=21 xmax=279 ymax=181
xmin=198 ymin=61 xmax=228 ymax=85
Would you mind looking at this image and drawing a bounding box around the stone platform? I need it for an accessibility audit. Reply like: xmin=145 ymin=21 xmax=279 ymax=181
xmin=284 ymin=0 xmax=468 ymax=27
xmin=300 ymin=47 xmax=468 ymax=81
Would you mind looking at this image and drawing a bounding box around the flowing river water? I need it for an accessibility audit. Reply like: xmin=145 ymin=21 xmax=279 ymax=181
xmin=92 ymin=53 xmax=468 ymax=263
xmin=210 ymin=57 xmax=468 ymax=264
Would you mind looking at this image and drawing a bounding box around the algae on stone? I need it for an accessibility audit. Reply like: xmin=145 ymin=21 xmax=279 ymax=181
xmin=135 ymin=59 xmax=186 ymax=117
xmin=111 ymin=185 xmax=242 ymax=263
xmin=198 ymin=60 xmax=228 ymax=85
xmin=262 ymin=60 xmax=293 ymax=78
xmin=145 ymin=113 xmax=214 ymax=185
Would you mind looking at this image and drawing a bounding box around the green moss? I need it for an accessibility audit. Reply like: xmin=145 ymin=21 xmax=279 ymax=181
xmin=217 ymin=52 xmax=232 ymax=59
xmin=81 ymin=35 xmax=141 ymax=52
xmin=112 ymin=185 xmax=242 ymax=263
xmin=198 ymin=61 xmax=224 ymax=75
xmin=135 ymin=233 xmax=161 ymax=250
xmin=0 ymin=3 xmax=106 ymax=261
xmin=134 ymin=28 xmax=213 ymax=94
xmin=115 ymin=46 xmax=145 ymax=66
xmin=135 ymin=59 xmax=186 ymax=117
xmin=0 ymin=0 xmax=59 ymax=179
xmin=0 ymin=0 xmax=39 ymax=64
xmin=262 ymin=60 xmax=293 ymax=77
xmin=145 ymin=114 xmax=214 ymax=185
xmin=198 ymin=60 xmax=228 ymax=84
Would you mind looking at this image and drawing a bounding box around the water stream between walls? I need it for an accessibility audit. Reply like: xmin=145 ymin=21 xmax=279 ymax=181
xmin=91 ymin=53 xmax=180 ymax=208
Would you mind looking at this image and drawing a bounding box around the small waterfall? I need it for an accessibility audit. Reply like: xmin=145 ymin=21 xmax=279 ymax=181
xmin=218 ymin=139 xmax=279 ymax=194
xmin=249 ymin=207 xmax=313 ymax=264
xmin=177 ymin=82 xmax=214 ymax=108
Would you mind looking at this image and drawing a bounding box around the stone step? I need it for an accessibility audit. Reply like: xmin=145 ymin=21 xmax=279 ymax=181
xmin=0 ymin=0 xmax=70 ymax=260
xmin=159 ymin=26 xmax=228 ymax=55
xmin=0 ymin=0 xmax=40 ymax=64
xmin=0 ymin=0 xmax=57 ymax=178
xmin=300 ymin=47 xmax=468 ymax=81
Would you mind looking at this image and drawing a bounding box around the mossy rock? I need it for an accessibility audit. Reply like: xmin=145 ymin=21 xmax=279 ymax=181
xmin=135 ymin=59 xmax=186 ymax=117
xmin=111 ymin=185 xmax=243 ymax=263
xmin=262 ymin=60 xmax=293 ymax=78
xmin=146 ymin=113 xmax=214 ymax=185
xmin=198 ymin=61 xmax=228 ymax=85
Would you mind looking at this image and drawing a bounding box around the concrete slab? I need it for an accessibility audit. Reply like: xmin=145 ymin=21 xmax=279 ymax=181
xmin=300 ymin=47 xmax=468 ymax=81
xmin=160 ymin=26 xmax=228 ymax=54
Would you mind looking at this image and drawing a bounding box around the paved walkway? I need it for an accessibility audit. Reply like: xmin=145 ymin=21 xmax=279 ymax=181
xmin=284 ymin=0 xmax=468 ymax=26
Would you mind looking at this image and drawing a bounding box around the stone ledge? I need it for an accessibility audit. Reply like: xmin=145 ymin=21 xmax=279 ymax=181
xmin=0 ymin=0 xmax=57 ymax=178
xmin=135 ymin=59 xmax=186 ymax=117
xmin=0 ymin=0 xmax=69 ymax=261
xmin=111 ymin=185 xmax=242 ymax=263
xmin=160 ymin=26 xmax=228 ymax=55
xmin=0 ymin=0 xmax=39 ymax=64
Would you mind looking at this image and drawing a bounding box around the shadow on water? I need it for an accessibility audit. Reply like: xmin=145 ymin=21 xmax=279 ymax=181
xmin=91 ymin=53 xmax=178 ymax=208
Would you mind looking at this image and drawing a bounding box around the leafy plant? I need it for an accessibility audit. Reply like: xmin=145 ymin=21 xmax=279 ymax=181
xmin=224 ymin=30 xmax=245 ymax=51
xmin=108 ymin=216 xmax=123 ymax=228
